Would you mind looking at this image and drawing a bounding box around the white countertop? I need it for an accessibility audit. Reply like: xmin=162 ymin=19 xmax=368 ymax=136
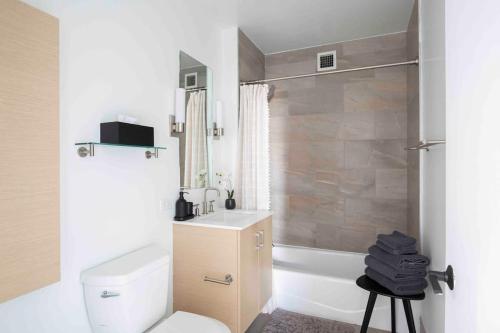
xmin=173 ymin=209 xmax=273 ymax=230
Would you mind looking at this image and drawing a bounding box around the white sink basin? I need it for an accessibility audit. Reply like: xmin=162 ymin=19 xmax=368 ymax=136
xmin=175 ymin=209 xmax=272 ymax=230
xmin=199 ymin=210 xmax=257 ymax=222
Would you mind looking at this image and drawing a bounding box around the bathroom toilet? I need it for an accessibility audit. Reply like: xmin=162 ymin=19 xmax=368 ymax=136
xmin=81 ymin=245 xmax=230 ymax=333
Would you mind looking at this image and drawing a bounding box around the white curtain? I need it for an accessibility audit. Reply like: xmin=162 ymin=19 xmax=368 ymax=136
xmin=235 ymin=84 xmax=270 ymax=210
xmin=184 ymin=90 xmax=208 ymax=188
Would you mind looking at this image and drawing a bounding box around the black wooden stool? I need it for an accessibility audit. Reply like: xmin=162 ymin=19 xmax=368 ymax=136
xmin=356 ymin=275 xmax=425 ymax=333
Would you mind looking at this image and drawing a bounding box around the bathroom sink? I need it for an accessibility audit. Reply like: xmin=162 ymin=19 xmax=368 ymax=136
xmin=199 ymin=210 xmax=256 ymax=221
xmin=176 ymin=209 xmax=272 ymax=230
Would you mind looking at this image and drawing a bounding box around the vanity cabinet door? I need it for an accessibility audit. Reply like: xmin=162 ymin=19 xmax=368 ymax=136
xmin=258 ymin=217 xmax=273 ymax=309
xmin=173 ymin=225 xmax=239 ymax=333
xmin=238 ymin=223 xmax=260 ymax=332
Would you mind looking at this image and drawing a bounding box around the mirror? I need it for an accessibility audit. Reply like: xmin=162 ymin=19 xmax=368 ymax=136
xmin=178 ymin=51 xmax=214 ymax=189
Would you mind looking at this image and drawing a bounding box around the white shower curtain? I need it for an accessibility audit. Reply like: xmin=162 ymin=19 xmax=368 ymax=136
xmin=235 ymin=84 xmax=270 ymax=210
xmin=184 ymin=90 xmax=208 ymax=188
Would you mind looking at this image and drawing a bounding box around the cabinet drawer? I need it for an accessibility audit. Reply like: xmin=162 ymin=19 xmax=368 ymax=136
xmin=173 ymin=225 xmax=238 ymax=332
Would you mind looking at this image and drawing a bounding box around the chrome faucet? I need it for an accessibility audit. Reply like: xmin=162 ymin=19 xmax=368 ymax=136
xmin=202 ymin=187 xmax=220 ymax=214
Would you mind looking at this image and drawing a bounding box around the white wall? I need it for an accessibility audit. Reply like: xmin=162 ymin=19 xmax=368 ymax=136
xmin=0 ymin=1 xmax=237 ymax=332
xmin=419 ymin=1 xmax=446 ymax=332
xmin=212 ymin=26 xmax=239 ymax=205
xmin=445 ymin=0 xmax=500 ymax=332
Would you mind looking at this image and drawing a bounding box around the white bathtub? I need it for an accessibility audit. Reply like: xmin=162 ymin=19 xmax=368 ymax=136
xmin=273 ymin=244 xmax=420 ymax=332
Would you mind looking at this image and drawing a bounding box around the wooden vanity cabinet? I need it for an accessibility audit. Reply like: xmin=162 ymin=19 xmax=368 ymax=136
xmin=173 ymin=217 xmax=272 ymax=333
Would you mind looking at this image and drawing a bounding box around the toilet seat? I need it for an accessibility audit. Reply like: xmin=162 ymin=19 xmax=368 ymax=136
xmin=149 ymin=311 xmax=231 ymax=333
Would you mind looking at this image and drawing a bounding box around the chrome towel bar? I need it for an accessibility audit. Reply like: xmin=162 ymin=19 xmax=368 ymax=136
xmin=204 ymin=274 xmax=233 ymax=286
xmin=405 ymin=140 xmax=446 ymax=151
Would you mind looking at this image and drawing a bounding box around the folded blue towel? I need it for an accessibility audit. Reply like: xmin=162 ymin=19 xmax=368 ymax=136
xmin=369 ymin=245 xmax=430 ymax=271
xmin=365 ymin=255 xmax=426 ymax=282
xmin=366 ymin=268 xmax=428 ymax=296
xmin=377 ymin=231 xmax=417 ymax=255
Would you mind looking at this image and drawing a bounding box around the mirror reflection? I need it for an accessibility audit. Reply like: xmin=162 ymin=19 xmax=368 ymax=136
xmin=179 ymin=51 xmax=213 ymax=189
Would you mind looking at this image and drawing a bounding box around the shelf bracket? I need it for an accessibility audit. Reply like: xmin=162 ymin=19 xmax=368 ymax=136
xmin=77 ymin=143 xmax=95 ymax=157
xmin=76 ymin=143 xmax=164 ymax=159
xmin=145 ymin=148 xmax=159 ymax=159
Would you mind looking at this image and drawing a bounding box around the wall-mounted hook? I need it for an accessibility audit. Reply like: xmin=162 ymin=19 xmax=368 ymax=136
xmin=428 ymin=265 xmax=454 ymax=295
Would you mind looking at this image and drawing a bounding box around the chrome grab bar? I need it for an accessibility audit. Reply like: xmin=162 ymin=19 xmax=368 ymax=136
xmin=204 ymin=274 xmax=233 ymax=286
xmin=428 ymin=265 xmax=454 ymax=295
xmin=405 ymin=140 xmax=446 ymax=151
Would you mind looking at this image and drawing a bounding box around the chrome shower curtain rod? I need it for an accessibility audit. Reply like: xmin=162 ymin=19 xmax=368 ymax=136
xmin=240 ymin=59 xmax=419 ymax=85
xmin=185 ymin=87 xmax=207 ymax=92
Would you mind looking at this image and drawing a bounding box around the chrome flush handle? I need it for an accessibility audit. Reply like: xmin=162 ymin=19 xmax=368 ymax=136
xmin=101 ymin=291 xmax=120 ymax=298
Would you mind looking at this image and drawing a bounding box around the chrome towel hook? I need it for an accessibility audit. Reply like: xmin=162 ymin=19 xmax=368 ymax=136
xmin=405 ymin=140 xmax=446 ymax=151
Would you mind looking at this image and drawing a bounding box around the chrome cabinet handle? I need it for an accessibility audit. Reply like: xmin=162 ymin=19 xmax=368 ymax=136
xmin=101 ymin=291 xmax=120 ymax=298
xmin=256 ymin=233 xmax=261 ymax=250
xmin=258 ymin=231 xmax=264 ymax=248
xmin=204 ymin=274 xmax=233 ymax=285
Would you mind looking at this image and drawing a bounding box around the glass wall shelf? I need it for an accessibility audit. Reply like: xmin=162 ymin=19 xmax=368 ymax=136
xmin=75 ymin=142 xmax=166 ymax=159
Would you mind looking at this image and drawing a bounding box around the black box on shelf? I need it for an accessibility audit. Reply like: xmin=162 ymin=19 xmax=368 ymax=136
xmin=100 ymin=122 xmax=154 ymax=146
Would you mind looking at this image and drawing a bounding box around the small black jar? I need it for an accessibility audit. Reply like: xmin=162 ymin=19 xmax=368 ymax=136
xmin=225 ymin=198 xmax=236 ymax=210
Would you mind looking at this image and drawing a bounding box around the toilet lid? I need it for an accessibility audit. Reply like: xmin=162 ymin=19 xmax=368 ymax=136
xmin=149 ymin=311 xmax=231 ymax=333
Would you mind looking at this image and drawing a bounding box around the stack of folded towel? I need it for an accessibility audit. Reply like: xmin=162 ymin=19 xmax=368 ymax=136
xmin=365 ymin=231 xmax=430 ymax=296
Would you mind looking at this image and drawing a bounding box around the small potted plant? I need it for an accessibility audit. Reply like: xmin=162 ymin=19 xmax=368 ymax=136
xmin=196 ymin=169 xmax=207 ymax=188
xmin=217 ymin=172 xmax=236 ymax=210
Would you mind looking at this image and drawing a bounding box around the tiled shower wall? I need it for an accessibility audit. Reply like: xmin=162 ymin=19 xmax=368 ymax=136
xmin=266 ymin=33 xmax=409 ymax=253
xmin=239 ymin=29 xmax=265 ymax=82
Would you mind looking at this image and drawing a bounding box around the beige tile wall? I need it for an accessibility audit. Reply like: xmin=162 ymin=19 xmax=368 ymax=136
xmin=266 ymin=33 xmax=410 ymax=252
xmin=239 ymin=29 xmax=265 ymax=82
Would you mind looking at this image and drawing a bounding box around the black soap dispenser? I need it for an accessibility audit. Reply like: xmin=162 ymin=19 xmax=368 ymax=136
xmin=174 ymin=191 xmax=194 ymax=221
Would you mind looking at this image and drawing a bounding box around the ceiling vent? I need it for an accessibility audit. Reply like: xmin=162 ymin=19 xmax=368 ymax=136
xmin=184 ymin=72 xmax=198 ymax=89
xmin=317 ymin=50 xmax=337 ymax=72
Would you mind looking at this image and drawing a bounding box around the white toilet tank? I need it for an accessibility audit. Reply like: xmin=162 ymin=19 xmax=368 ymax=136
xmin=81 ymin=245 xmax=169 ymax=333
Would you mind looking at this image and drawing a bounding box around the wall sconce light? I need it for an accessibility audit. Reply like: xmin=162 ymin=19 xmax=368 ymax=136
xmin=213 ymin=100 xmax=224 ymax=139
xmin=170 ymin=88 xmax=186 ymax=136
